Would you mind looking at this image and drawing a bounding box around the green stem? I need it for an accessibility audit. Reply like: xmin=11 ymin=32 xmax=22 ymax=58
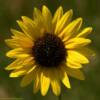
xmin=58 ymin=93 xmax=62 ymax=100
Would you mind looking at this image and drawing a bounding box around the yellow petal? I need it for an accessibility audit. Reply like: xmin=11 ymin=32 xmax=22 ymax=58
xmin=76 ymin=27 xmax=93 ymax=37
xmin=66 ymin=58 xmax=82 ymax=69
xmin=67 ymin=50 xmax=89 ymax=64
xmin=33 ymin=7 xmax=43 ymax=20
xmin=65 ymin=67 xmax=85 ymax=80
xmin=65 ymin=38 xmax=91 ymax=49
xmin=14 ymin=37 xmax=33 ymax=48
xmin=21 ymin=16 xmax=34 ymax=27
xmin=33 ymin=8 xmax=46 ymax=36
xmin=62 ymin=72 xmax=71 ymax=88
xmin=33 ymin=69 xmax=40 ymax=94
xmin=33 ymin=8 xmax=44 ymax=27
xmin=6 ymin=59 xmax=23 ymax=70
xmin=17 ymin=20 xmax=33 ymax=40
xmin=52 ymin=6 xmax=63 ymax=31
xmin=5 ymin=39 xmax=20 ymax=48
xmin=20 ymin=66 xmax=37 ymax=87
xmin=6 ymin=48 xmax=30 ymax=58
xmin=9 ymin=63 xmax=35 ymax=78
xmin=11 ymin=32 xmax=33 ymax=48
xmin=75 ymin=47 xmax=96 ymax=60
xmin=10 ymin=70 xmax=26 ymax=77
xmin=33 ymin=75 xmax=40 ymax=93
xmin=5 ymin=57 xmax=33 ymax=70
xmin=6 ymin=36 xmax=33 ymax=48
xmin=61 ymin=18 xmax=83 ymax=41
xmin=42 ymin=5 xmax=52 ymax=33
xmin=21 ymin=16 xmax=41 ymax=39
xmin=55 ymin=9 xmax=73 ymax=34
xmin=10 ymin=37 xmax=33 ymax=49
xmin=11 ymin=29 xmax=25 ymax=37
xmin=20 ymin=71 xmax=35 ymax=87
xmin=27 ymin=65 xmax=37 ymax=74
xmin=40 ymin=72 xmax=50 ymax=96
xmin=51 ymin=80 xmax=61 ymax=96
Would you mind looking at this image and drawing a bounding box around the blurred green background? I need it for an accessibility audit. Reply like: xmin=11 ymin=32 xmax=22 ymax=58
xmin=0 ymin=0 xmax=99 ymax=100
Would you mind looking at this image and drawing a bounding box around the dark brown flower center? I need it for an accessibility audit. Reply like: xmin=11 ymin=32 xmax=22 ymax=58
xmin=32 ymin=33 xmax=66 ymax=68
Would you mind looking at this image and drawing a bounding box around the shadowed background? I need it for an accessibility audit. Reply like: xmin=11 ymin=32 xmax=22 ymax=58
xmin=0 ymin=0 xmax=100 ymax=100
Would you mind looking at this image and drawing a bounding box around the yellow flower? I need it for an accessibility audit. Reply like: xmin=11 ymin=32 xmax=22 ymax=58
xmin=5 ymin=5 xmax=93 ymax=96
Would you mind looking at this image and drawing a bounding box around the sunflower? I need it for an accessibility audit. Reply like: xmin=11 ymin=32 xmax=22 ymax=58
xmin=5 ymin=5 xmax=93 ymax=96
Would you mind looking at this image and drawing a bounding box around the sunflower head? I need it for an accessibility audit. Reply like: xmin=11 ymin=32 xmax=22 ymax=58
xmin=5 ymin=5 xmax=93 ymax=96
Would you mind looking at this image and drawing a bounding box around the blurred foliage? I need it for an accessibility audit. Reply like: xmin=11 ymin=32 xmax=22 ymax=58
xmin=0 ymin=0 xmax=100 ymax=100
